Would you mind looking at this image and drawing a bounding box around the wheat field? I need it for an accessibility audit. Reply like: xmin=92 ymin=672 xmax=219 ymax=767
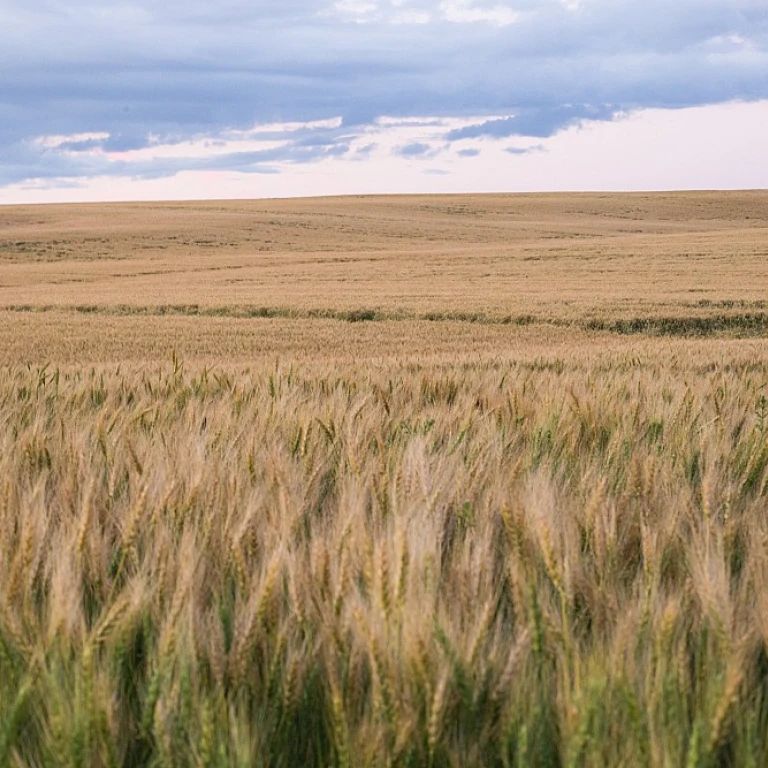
xmin=1 ymin=192 xmax=768 ymax=766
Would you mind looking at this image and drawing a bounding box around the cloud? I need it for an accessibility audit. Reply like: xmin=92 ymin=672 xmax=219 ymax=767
xmin=0 ymin=0 xmax=766 ymax=193
xmin=355 ymin=143 xmax=377 ymax=156
xmin=447 ymin=105 xmax=617 ymax=140
xmin=457 ymin=148 xmax=480 ymax=157
xmin=0 ymin=121 xmax=358 ymax=186
xmin=504 ymin=144 xmax=545 ymax=155
xmin=329 ymin=0 xmax=520 ymax=26
xmin=3 ymin=100 xmax=768 ymax=203
xmin=438 ymin=1 xmax=520 ymax=27
xmin=395 ymin=142 xmax=433 ymax=157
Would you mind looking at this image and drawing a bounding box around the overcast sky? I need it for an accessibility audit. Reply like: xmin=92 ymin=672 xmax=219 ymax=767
xmin=1 ymin=0 xmax=766 ymax=202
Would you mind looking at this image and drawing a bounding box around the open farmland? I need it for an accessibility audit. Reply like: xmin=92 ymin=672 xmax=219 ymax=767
xmin=1 ymin=192 xmax=768 ymax=766
xmin=1 ymin=192 xmax=768 ymax=337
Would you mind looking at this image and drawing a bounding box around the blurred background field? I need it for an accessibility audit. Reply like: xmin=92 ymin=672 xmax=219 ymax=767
xmin=1 ymin=192 xmax=767 ymax=339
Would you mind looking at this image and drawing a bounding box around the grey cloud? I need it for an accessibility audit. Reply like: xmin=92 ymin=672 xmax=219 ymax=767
xmin=0 ymin=127 xmax=354 ymax=186
xmin=103 ymin=133 xmax=154 ymax=152
xmin=396 ymin=142 xmax=433 ymax=157
xmin=504 ymin=144 xmax=545 ymax=155
xmin=447 ymin=105 xmax=617 ymax=140
xmin=457 ymin=148 xmax=481 ymax=157
xmin=55 ymin=139 xmax=105 ymax=152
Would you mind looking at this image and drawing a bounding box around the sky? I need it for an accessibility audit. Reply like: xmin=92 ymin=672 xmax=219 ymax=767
xmin=1 ymin=0 xmax=767 ymax=203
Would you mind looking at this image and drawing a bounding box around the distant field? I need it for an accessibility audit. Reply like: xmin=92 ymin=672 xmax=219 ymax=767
xmin=0 ymin=191 xmax=767 ymax=365
xmin=1 ymin=193 xmax=768 ymax=766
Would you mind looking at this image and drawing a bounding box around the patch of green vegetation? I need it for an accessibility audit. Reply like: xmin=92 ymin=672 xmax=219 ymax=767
xmin=585 ymin=313 xmax=768 ymax=337
xmin=3 ymin=303 xmax=768 ymax=338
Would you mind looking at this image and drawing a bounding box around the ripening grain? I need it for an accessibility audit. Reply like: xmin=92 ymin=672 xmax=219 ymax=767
xmin=1 ymin=353 xmax=768 ymax=766
xmin=0 ymin=193 xmax=767 ymax=766
xmin=1 ymin=191 xmax=767 ymax=326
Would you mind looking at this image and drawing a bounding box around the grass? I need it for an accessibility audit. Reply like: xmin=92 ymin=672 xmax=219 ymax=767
xmin=0 ymin=192 xmax=767 ymax=765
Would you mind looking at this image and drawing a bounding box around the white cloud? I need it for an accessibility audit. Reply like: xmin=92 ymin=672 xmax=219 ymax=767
xmin=330 ymin=0 xmax=380 ymax=21
xmin=439 ymin=0 xmax=520 ymax=26
xmin=392 ymin=9 xmax=431 ymax=23
xmin=225 ymin=118 xmax=344 ymax=138
xmin=33 ymin=132 xmax=110 ymax=150
xmin=329 ymin=0 xmax=520 ymax=25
